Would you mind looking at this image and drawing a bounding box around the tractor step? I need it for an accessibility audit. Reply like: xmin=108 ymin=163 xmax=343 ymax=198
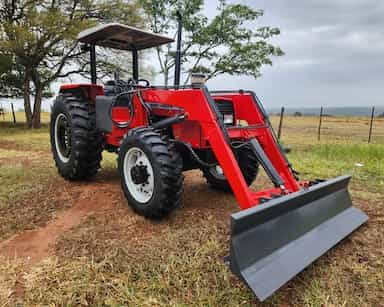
xmin=228 ymin=175 xmax=368 ymax=301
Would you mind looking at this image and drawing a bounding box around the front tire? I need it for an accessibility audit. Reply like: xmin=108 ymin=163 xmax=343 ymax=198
xmin=118 ymin=127 xmax=183 ymax=219
xmin=202 ymin=144 xmax=259 ymax=191
xmin=50 ymin=95 xmax=103 ymax=180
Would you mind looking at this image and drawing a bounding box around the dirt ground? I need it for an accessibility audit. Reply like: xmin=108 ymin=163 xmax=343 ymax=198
xmin=0 ymin=168 xmax=234 ymax=265
xmin=0 ymin=120 xmax=383 ymax=306
xmin=0 ymin=135 xmax=240 ymax=304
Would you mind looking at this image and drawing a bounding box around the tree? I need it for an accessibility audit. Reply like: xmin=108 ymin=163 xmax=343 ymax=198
xmin=0 ymin=54 xmax=23 ymax=98
xmin=0 ymin=0 xmax=142 ymax=128
xmin=0 ymin=53 xmax=53 ymax=102
xmin=140 ymin=0 xmax=283 ymax=86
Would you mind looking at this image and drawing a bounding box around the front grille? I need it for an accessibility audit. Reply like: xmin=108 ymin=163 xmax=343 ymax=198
xmin=215 ymin=99 xmax=234 ymax=125
xmin=215 ymin=99 xmax=234 ymax=115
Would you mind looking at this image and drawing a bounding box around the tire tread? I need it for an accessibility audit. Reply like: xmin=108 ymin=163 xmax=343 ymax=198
xmin=50 ymin=95 xmax=103 ymax=181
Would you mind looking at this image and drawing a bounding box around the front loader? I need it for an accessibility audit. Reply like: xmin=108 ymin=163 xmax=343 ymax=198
xmin=49 ymin=20 xmax=368 ymax=301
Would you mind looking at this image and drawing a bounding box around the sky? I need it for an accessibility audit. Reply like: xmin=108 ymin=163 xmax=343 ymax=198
xmin=204 ymin=0 xmax=384 ymax=108
xmin=2 ymin=0 xmax=383 ymax=111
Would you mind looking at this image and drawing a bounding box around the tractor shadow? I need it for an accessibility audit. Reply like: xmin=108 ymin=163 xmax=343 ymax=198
xmin=96 ymin=167 xmax=120 ymax=183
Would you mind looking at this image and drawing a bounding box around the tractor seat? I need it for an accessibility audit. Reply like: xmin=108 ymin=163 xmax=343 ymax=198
xmin=96 ymin=83 xmax=132 ymax=133
xmin=103 ymin=80 xmax=132 ymax=107
xmin=104 ymin=80 xmax=123 ymax=96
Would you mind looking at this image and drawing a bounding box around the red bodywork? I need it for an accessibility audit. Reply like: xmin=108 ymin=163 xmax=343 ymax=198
xmin=60 ymin=84 xmax=303 ymax=210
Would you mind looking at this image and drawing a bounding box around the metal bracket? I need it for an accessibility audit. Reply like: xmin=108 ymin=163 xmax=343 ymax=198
xmin=249 ymin=138 xmax=285 ymax=188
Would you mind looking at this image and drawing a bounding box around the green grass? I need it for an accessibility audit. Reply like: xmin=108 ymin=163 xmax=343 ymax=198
xmin=289 ymin=142 xmax=384 ymax=192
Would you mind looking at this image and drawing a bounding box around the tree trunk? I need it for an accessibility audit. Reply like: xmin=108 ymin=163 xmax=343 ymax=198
xmin=23 ymin=78 xmax=33 ymax=128
xmin=32 ymin=87 xmax=43 ymax=129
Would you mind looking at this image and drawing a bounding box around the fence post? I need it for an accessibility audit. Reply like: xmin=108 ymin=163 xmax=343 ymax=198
xmin=368 ymin=106 xmax=375 ymax=143
xmin=318 ymin=106 xmax=323 ymax=141
xmin=0 ymin=103 xmax=4 ymax=120
xmin=11 ymin=103 xmax=16 ymax=124
xmin=277 ymin=106 xmax=285 ymax=140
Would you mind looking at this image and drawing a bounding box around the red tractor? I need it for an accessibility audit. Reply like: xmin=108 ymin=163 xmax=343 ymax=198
xmin=50 ymin=21 xmax=368 ymax=301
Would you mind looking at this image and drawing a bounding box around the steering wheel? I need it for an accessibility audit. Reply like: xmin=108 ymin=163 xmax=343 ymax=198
xmin=137 ymin=79 xmax=150 ymax=87
xmin=126 ymin=78 xmax=136 ymax=89
xmin=127 ymin=78 xmax=150 ymax=88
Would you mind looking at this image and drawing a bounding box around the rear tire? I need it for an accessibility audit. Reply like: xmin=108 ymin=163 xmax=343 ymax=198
xmin=203 ymin=144 xmax=259 ymax=191
xmin=50 ymin=94 xmax=103 ymax=180
xmin=118 ymin=127 xmax=183 ymax=219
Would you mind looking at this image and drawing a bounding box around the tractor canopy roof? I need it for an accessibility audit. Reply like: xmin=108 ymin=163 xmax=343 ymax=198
xmin=78 ymin=23 xmax=174 ymax=51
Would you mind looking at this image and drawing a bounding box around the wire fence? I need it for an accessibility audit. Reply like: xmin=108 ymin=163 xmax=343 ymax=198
xmin=1 ymin=102 xmax=384 ymax=144
xmin=270 ymin=106 xmax=384 ymax=144
xmin=0 ymin=103 xmax=18 ymax=124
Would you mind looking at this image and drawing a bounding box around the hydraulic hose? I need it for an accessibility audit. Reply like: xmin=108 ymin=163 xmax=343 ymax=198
xmin=174 ymin=141 xmax=218 ymax=169
xmin=152 ymin=114 xmax=186 ymax=130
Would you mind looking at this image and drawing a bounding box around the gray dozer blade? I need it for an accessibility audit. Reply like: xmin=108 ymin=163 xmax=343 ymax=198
xmin=229 ymin=175 xmax=368 ymax=302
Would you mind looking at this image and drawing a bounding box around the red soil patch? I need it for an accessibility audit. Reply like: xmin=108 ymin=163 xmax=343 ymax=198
xmin=0 ymin=185 xmax=114 ymax=264
xmin=0 ymin=140 xmax=35 ymax=152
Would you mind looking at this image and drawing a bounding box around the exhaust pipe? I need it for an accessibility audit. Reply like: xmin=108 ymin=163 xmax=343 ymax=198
xmin=174 ymin=11 xmax=182 ymax=88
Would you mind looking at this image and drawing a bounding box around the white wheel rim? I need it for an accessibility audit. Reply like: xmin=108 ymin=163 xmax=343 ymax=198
xmin=209 ymin=165 xmax=226 ymax=180
xmin=123 ymin=147 xmax=155 ymax=203
xmin=54 ymin=113 xmax=71 ymax=163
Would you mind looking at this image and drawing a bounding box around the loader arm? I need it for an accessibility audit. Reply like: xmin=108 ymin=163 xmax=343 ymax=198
xmin=207 ymin=90 xmax=301 ymax=208
xmin=143 ymin=87 xmax=301 ymax=209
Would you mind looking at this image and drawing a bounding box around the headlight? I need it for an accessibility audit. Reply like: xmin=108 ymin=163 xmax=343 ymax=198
xmin=223 ymin=114 xmax=234 ymax=125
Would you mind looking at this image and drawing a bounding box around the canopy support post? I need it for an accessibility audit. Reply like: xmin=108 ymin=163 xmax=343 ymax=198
xmin=90 ymin=44 xmax=97 ymax=84
xmin=132 ymin=49 xmax=139 ymax=81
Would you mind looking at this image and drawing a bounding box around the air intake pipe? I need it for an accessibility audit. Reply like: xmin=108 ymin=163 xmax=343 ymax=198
xmin=174 ymin=11 xmax=182 ymax=88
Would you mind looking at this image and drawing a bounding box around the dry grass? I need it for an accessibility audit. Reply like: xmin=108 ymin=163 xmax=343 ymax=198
xmin=22 ymin=224 xmax=255 ymax=306
xmin=0 ymin=111 xmax=50 ymax=125
xmin=270 ymin=115 xmax=384 ymax=144
xmin=0 ymin=257 xmax=23 ymax=305
xmin=0 ymin=114 xmax=383 ymax=306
